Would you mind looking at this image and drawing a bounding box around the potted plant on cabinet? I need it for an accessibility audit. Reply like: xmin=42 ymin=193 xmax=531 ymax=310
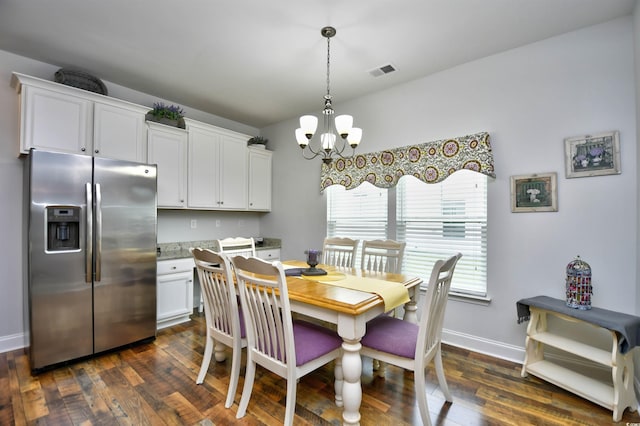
xmin=146 ymin=102 xmax=186 ymax=129
xmin=247 ymin=136 xmax=268 ymax=149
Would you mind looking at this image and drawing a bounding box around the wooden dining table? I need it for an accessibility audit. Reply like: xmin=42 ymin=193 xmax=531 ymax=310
xmin=282 ymin=260 xmax=422 ymax=426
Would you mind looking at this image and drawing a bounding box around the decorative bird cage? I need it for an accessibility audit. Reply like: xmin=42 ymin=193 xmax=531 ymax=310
xmin=565 ymin=256 xmax=592 ymax=310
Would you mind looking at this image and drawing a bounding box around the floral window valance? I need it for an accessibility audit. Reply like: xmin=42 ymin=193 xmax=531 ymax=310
xmin=320 ymin=131 xmax=495 ymax=191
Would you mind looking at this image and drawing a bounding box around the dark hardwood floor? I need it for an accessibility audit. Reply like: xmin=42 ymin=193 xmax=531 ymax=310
xmin=1 ymin=313 xmax=639 ymax=425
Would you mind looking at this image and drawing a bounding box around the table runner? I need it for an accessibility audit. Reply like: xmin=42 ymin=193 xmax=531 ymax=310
xmin=284 ymin=263 xmax=410 ymax=312
xmin=317 ymin=275 xmax=410 ymax=312
xmin=517 ymin=295 xmax=640 ymax=354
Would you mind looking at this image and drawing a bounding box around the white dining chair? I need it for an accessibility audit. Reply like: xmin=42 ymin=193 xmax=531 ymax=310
xmin=361 ymin=239 xmax=406 ymax=274
xmin=230 ymin=255 xmax=343 ymax=426
xmin=360 ymin=252 xmax=462 ymax=426
xmin=216 ymin=237 xmax=256 ymax=257
xmin=191 ymin=237 xmax=256 ymax=314
xmin=360 ymin=239 xmax=406 ymax=371
xmin=322 ymin=237 xmax=359 ymax=268
xmin=190 ymin=248 xmax=247 ymax=408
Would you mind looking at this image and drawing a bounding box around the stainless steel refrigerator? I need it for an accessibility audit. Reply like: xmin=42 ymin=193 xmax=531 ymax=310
xmin=26 ymin=149 xmax=158 ymax=371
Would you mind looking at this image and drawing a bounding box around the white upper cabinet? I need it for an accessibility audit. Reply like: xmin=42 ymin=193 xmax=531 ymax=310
xmin=187 ymin=124 xmax=218 ymax=209
xmin=17 ymin=83 xmax=93 ymax=155
xmin=219 ymin=131 xmax=249 ymax=210
xmin=147 ymin=122 xmax=188 ymax=208
xmin=248 ymin=147 xmax=272 ymax=211
xmin=12 ymin=73 xmax=272 ymax=212
xmin=187 ymin=120 xmax=248 ymax=210
xmin=93 ymin=101 xmax=147 ymax=162
xmin=12 ymin=73 xmax=147 ymax=162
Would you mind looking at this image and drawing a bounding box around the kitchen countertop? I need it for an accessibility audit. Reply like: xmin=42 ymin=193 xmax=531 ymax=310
xmin=157 ymin=238 xmax=281 ymax=261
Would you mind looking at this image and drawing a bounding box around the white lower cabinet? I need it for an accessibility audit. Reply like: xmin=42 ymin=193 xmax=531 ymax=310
xmin=256 ymin=248 xmax=280 ymax=262
xmin=157 ymin=258 xmax=194 ymax=329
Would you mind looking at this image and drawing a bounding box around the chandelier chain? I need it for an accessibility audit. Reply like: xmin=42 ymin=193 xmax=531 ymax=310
xmin=326 ymin=35 xmax=331 ymax=99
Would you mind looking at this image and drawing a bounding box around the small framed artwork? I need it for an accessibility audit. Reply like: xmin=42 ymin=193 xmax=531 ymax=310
xmin=564 ymin=131 xmax=621 ymax=178
xmin=510 ymin=172 xmax=558 ymax=213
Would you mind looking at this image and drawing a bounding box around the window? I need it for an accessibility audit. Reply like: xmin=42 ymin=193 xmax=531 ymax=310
xmin=397 ymin=170 xmax=487 ymax=296
xmin=326 ymin=182 xmax=388 ymax=267
xmin=326 ymin=170 xmax=488 ymax=296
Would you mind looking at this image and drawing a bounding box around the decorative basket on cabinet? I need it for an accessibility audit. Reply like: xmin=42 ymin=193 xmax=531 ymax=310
xmin=146 ymin=102 xmax=186 ymax=129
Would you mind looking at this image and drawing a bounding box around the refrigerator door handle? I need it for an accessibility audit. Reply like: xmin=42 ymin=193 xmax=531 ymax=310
xmin=85 ymin=182 xmax=93 ymax=283
xmin=95 ymin=183 xmax=102 ymax=282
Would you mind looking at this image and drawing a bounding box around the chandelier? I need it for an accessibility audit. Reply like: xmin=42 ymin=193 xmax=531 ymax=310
xmin=295 ymin=26 xmax=362 ymax=164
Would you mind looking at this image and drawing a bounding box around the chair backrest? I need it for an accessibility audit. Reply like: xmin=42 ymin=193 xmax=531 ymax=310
xmin=360 ymin=239 xmax=406 ymax=274
xmin=416 ymin=252 xmax=462 ymax=359
xmin=217 ymin=237 xmax=256 ymax=257
xmin=322 ymin=237 xmax=359 ymax=268
xmin=231 ymin=256 xmax=294 ymax=375
xmin=190 ymin=248 xmax=241 ymax=342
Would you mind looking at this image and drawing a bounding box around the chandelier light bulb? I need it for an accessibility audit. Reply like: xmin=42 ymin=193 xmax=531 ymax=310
xmin=347 ymin=128 xmax=362 ymax=147
xmin=295 ymin=128 xmax=309 ymax=147
xmin=334 ymin=115 xmax=353 ymax=138
xmin=321 ymin=133 xmax=336 ymax=150
xmin=299 ymin=115 xmax=318 ymax=139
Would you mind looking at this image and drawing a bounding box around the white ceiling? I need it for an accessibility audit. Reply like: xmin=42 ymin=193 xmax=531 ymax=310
xmin=0 ymin=0 xmax=635 ymax=128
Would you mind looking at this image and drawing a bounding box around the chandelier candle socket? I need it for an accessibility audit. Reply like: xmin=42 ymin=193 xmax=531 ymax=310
xmin=295 ymin=26 xmax=362 ymax=164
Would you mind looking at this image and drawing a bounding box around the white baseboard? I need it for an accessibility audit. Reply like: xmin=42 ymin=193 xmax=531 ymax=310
xmin=0 ymin=332 xmax=27 ymax=354
xmin=442 ymin=328 xmax=525 ymax=364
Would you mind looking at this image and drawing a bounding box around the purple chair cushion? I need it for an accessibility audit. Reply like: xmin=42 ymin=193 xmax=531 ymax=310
xmin=293 ymin=320 xmax=342 ymax=366
xmin=361 ymin=315 xmax=418 ymax=359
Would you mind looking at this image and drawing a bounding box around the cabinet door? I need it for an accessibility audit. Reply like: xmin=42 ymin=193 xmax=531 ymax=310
xmin=219 ymin=134 xmax=248 ymax=210
xmin=186 ymin=121 xmax=248 ymax=210
xmin=256 ymin=248 xmax=280 ymax=262
xmin=157 ymin=270 xmax=193 ymax=328
xmin=147 ymin=123 xmax=188 ymax=208
xmin=20 ymin=85 xmax=92 ymax=155
xmin=188 ymin=125 xmax=219 ymax=209
xmin=93 ymin=102 xmax=147 ymax=162
xmin=248 ymin=148 xmax=272 ymax=211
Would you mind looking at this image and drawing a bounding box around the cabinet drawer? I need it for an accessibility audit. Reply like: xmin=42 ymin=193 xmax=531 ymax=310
xmin=157 ymin=257 xmax=194 ymax=275
xmin=257 ymin=248 xmax=280 ymax=261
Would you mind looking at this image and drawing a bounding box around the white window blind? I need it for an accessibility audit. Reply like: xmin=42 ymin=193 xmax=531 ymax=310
xmin=397 ymin=170 xmax=488 ymax=296
xmin=326 ymin=182 xmax=388 ymax=267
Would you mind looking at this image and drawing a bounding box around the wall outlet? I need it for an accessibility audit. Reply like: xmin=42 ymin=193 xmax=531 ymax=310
xmin=190 ymin=219 xmax=197 ymax=229
xmin=216 ymin=220 xmax=221 ymax=227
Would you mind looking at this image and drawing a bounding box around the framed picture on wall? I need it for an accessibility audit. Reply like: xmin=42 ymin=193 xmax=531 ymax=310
xmin=564 ymin=131 xmax=621 ymax=178
xmin=510 ymin=172 xmax=558 ymax=213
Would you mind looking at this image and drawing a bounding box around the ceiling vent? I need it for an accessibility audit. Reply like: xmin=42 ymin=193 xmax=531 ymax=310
xmin=368 ymin=63 xmax=397 ymax=77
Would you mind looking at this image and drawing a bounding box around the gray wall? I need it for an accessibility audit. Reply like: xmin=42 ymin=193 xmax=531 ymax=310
xmin=261 ymin=16 xmax=638 ymax=361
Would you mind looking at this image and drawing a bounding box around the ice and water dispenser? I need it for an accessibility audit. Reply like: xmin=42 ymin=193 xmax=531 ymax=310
xmin=46 ymin=206 xmax=80 ymax=252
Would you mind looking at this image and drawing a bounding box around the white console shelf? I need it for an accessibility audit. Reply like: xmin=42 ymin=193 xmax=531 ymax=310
xmin=521 ymin=303 xmax=637 ymax=421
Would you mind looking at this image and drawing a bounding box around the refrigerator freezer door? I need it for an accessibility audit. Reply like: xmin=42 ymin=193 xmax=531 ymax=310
xmin=93 ymin=157 xmax=157 ymax=353
xmin=28 ymin=150 xmax=93 ymax=370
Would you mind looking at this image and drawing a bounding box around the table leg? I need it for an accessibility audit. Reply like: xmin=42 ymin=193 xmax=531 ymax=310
xmin=334 ymin=355 xmax=343 ymax=407
xmin=403 ymin=295 xmax=418 ymax=324
xmin=214 ymin=340 xmax=227 ymax=362
xmin=341 ymin=338 xmax=362 ymax=426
